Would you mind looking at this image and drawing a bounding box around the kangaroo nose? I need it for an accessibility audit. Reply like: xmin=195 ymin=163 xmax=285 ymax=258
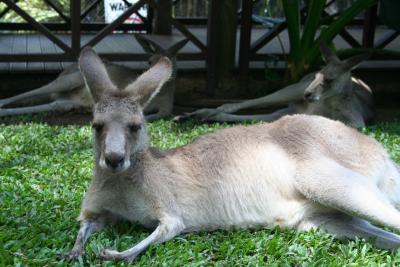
xmin=105 ymin=153 xmax=125 ymax=169
xmin=304 ymin=91 xmax=313 ymax=101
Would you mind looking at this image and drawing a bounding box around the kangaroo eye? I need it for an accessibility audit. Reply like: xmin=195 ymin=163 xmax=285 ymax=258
xmin=92 ymin=123 xmax=104 ymax=132
xmin=128 ymin=123 xmax=141 ymax=132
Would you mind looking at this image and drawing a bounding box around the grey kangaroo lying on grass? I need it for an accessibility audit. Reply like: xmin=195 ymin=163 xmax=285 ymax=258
xmin=180 ymin=44 xmax=373 ymax=128
xmin=65 ymin=47 xmax=400 ymax=263
xmin=0 ymin=36 xmax=187 ymax=121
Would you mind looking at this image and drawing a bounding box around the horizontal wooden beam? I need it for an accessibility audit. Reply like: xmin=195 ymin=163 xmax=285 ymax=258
xmin=0 ymin=22 xmax=148 ymax=31
xmin=251 ymin=53 xmax=400 ymax=61
xmin=2 ymin=0 xmax=71 ymax=52
xmin=0 ymin=52 xmax=205 ymax=62
xmin=100 ymin=52 xmax=205 ymax=61
xmin=0 ymin=53 xmax=72 ymax=62
xmin=174 ymin=17 xmax=207 ymax=25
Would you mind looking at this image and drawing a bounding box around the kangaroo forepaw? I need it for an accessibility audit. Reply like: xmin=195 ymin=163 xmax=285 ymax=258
xmin=100 ymin=248 xmax=137 ymax=263
xmin=172 ymin=113 xmax=188 ymax=122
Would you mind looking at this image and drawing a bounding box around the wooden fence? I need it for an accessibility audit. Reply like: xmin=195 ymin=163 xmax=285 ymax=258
xmin=0 ymin=0 xmax=398 ymax=94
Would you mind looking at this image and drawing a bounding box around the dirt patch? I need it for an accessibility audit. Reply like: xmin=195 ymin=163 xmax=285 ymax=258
xmin=0 ymin=110 xmax=92 ymax=126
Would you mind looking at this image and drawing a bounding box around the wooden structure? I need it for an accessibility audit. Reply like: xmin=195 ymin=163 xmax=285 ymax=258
xmin=0 ymin=0 xmax=399 ymax=95
xmin=0 ymin=0 xmax=206 ymax=62
xmin=238 ymin=1 xmax=400 ymax=84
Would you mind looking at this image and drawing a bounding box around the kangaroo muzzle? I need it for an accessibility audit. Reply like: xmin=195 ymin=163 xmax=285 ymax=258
xmin=304 ymin=73 xmax=324 ymax=102
xmin=100 ymin=128 xmax=130 ymax=172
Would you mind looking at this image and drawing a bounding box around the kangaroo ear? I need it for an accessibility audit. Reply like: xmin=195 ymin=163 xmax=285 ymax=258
xmin=166 ymin=38 xmax=189 ymax=56
xmin=319 ymin=42 xmax=340 ymax=64
xmin=78 ymin=46 xmax=117 ymax=102
xmin=134 ymin=34 xmax=161 ymax=54
xmin=125 ymin=57 xmax=173 ymax=107
xmin=341 ymin=53 xmax=371 ymax=71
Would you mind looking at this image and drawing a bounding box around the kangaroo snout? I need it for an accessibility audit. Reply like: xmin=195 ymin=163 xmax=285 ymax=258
xmin=303 ymin=91 xmax=314 ymax=101
xmin=100 ymin=128 xmax=130 ymax=172
xmin=303 ymin=73 xmax=325 ymax=102
xmin=105 ymin=152 xmax=125 ymax=170
xmin=304 ymin=91 xmax=321 ymax=102
xmin=100 ymin=151 xmax=129 ymax=172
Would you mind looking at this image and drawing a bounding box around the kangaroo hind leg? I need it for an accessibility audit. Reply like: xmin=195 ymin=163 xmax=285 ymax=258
xmin=300 ymin=213 xmax=400 ymax=250
xmin=379 ymin=160 xmax=400 ymax=211
xmin=296 ymin=158 xmax=400 ymax=231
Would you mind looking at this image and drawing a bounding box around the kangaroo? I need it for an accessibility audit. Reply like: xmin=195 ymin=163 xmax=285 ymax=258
xmin=0 ymin=36 xmax=188 ymax=121
xmin=179 ymin=43 xmax=373 ymax=128
xmin=65 ymin=47 xmax=400 ymax=263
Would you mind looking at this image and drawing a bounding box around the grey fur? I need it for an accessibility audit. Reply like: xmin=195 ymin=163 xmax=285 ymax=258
xmin=0 ymin=37 xmax=188 ymax=121
xmin=178 ymin=44 xmax=373 ymax=128
xmin=65 ymin=49 xmax=400 ymax=263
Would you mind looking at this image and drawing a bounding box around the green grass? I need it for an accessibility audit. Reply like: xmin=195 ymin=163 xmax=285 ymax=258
xmin=1 ymin=118 xmax=400 ymax=266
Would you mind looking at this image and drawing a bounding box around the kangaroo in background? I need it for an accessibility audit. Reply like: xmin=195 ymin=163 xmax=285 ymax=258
xmin=0 ymin=35 xmax=188 ymax=121
xmin=64 ymin=47 xmax=400 ymax=263
xmin=179 ymin=43 xmax=373 ymax=128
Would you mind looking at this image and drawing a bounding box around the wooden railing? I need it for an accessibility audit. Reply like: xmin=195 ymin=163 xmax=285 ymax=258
xmin=0 ymin=0 xmax=207 ymax=62
xmin=238 ymin=0 xmax=400 ymax=83
xmin=0 ymin=0 xmax=399 ymax=94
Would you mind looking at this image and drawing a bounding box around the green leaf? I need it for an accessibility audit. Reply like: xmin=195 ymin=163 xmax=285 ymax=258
xmin=282 ymin=0 xmax=301 ymax=63
xmin=336 ymin=47 xmax=400 ymax=59
xmin=309 ymin=0 xmax=376 ymax=64
xmin=300 ymin=0 xmax=326 ymax=61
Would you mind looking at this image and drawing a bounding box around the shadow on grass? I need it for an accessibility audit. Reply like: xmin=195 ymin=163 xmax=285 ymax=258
xmin=0 ymin=110 xmax=92 ymax=126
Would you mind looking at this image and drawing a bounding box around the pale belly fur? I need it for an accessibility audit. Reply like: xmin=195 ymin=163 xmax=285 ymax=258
xmin=177 ymin=142 xmax=324 ymax=232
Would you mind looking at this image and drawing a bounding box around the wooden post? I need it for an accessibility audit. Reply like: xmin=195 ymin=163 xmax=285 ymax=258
xmin=206 ymin=0 xmax=238 ymax=96
xmin=206 ymin=0 xmax=220 ymax=95
xmin=238 ymin=0 xmax=252 ymax=91
xmin=153 ymin=0 xmax=172 ymax=35
xmin=70 ymin=0 xmax=81 ymax=58
xmin=362 ymin=4 xmax=378 ymax=48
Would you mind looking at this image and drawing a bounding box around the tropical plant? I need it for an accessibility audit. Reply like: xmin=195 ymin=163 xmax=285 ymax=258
xmin=282 ymin=0 xmax=376 ymax=82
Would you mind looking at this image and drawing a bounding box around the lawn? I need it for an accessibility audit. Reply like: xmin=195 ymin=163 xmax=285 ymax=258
xmin=1 ymin=117 xmax=400 ymax=266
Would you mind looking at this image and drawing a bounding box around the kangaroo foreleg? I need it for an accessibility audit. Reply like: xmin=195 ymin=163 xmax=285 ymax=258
xmin=99 ymin=216 xmax=184 ymax=263
xmin=65 ymin=218 xmax=105 ymax=260
xmin=188 ymin=107 xmax=295 ymax=123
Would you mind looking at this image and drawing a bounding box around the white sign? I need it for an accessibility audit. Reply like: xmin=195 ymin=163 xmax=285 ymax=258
xmin=104 ymin=0 xmax=147 ymax=24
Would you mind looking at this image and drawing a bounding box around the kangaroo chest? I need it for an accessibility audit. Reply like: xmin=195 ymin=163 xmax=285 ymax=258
xmin=96 ymin=179 xmax=158 ymax=228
